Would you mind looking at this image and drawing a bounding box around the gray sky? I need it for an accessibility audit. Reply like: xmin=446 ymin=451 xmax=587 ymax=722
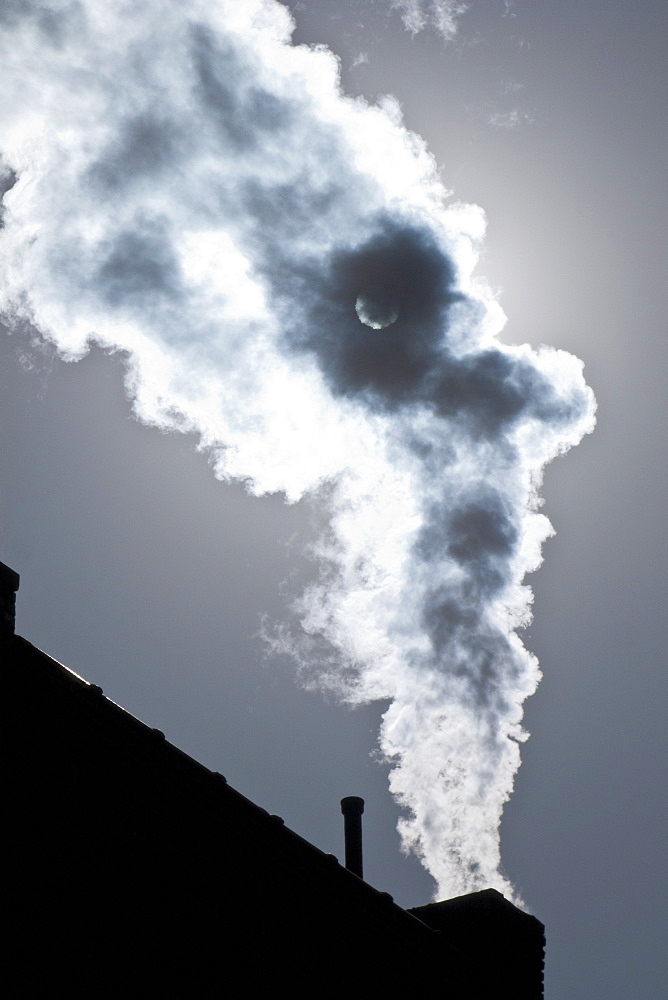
xmin=1 ymin=2 xmax=666 ymax=996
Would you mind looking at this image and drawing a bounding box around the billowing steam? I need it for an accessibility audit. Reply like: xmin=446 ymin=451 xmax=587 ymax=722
xmin=0 ymin=0 xmax=594 ymax=898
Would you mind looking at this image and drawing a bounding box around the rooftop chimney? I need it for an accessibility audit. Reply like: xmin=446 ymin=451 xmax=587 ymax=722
xmin=340 ymin=796 xmax=364 ymax=879
xmin=0 ymin=561 xmax=20 ymax=635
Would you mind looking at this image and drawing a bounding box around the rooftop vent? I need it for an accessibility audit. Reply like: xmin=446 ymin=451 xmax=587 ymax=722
xmin=340 ymin=796 xmax=364 ymax=879
xmin=0 ymin=561 xmax=19 ymax=635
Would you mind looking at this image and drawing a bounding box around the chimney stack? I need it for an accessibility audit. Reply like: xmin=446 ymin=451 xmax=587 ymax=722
xmin=340 ymin=796 xmax=364 ymax=879
xmin=0 ymin=561 xmax=20 ymax=636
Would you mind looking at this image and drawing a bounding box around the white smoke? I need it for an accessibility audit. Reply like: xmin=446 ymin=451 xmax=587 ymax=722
xmin=0 ymin=0 xmax=595 ymax=899
xmin=390 ymin=0 xmax=469 ymax=41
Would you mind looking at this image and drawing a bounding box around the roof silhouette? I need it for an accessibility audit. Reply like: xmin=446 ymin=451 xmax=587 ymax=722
xmin=2 ymin=561 xmax=544 ymax=997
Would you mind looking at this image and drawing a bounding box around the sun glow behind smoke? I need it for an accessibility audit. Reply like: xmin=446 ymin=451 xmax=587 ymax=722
xmin=0 ymin=0 xmax=595 ymax=899
xmin=355 ymin=292 xmax=399 ymax=329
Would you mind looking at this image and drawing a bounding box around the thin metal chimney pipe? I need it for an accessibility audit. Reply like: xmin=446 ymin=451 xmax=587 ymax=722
xmin=340 ymin=796 xmax=364 ymax=879
xmin=0 ymin=561 xmax=20 ymax=635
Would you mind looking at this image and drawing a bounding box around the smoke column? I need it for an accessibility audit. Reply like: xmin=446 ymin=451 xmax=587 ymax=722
xmin=0 ymin=0 xmax=595 ymax=898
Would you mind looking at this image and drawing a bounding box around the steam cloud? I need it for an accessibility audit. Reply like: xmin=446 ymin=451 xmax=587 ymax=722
xmin=391 ymin=0 xmax=468 ymax=41
xmin=0 ymin=0 xmax=595 ymax=898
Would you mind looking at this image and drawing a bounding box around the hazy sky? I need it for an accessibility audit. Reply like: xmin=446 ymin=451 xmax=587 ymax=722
xmin=1 ymin=2 xmax=666 ymax=997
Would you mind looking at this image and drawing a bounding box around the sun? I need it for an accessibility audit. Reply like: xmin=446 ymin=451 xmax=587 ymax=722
xmin=355 ymin=292 xmax=399 ymax=330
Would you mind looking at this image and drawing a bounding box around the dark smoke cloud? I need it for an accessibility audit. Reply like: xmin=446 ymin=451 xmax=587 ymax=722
xmin=282 ymin=220 xmax=459 ymax=404
xmin=0 ymin=0 xmax=595 ymax=898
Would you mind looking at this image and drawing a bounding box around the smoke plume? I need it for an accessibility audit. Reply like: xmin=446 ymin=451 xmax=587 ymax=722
xmin=0 ymin=0 xmax=595 ymax=898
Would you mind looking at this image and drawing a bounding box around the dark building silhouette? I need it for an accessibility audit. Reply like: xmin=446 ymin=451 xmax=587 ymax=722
xmin=2 ymin=561 xmax=544 ymax=997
